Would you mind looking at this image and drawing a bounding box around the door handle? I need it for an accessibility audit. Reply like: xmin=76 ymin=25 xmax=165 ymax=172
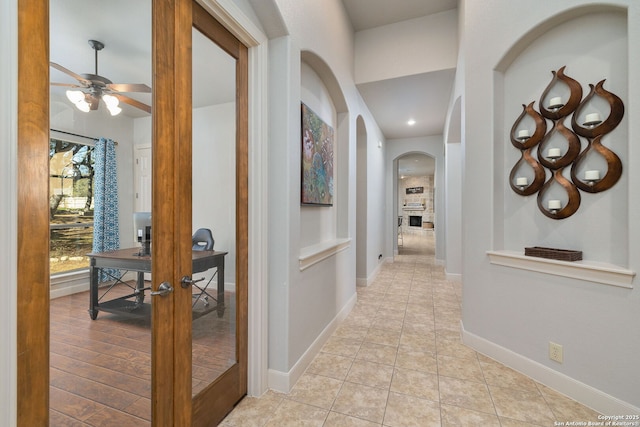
xmin=181 ymin=275 xmax=205 ymax=288
xmin=150 ymin=282 xmax=174 ymax=297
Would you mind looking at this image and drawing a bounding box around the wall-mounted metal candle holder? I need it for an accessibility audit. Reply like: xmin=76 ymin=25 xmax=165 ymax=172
xmin=509 ymin=66 xmax=624 ymax=219
xmin=570 ymin=80 xmax=624 ymax=194
xmin=509 ymin=102 xmax=546 ymax=196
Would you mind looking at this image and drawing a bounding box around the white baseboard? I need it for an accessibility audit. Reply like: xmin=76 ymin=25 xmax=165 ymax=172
xmin=445 ymin=271 xmax=461 ymax=282
xmin=50 ymin=282 xmax=90 ymax=300
xmin=50 ymin=271 xmax=138 ymax=299
xmin=461 ymin=322 xmax=640 ymax=416
xmin=268 ymin=291 xmax=357 ymax=393
xmin=356 ymin=258 xmax=386 ymax=287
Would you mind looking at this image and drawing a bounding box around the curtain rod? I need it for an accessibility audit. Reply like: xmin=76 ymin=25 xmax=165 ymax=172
xmin=50 ymin=128 xmax=118 ymax=145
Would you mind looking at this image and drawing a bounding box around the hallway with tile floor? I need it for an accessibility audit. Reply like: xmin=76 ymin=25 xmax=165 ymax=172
xmin=221 ymin=232 xmax=600 ymax=426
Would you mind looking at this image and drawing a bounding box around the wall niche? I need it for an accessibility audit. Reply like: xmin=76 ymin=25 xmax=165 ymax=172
xmin=498 ymin=10 xmax=628 ymax=267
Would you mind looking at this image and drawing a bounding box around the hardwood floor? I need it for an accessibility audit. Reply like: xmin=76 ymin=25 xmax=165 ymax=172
xmin=49 ymin=283 xmax=235 ymax=426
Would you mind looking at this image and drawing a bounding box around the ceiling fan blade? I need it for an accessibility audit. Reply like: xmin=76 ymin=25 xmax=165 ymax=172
xmin=51 ymin=82 xmax=82 ymax=88
xmin=113 ymin=93 xmax=152 ymax=114
xmin=107 ymin=83 xmax=152 ymax=93
xmin=50 ymin=62 xmax=92 ymax=86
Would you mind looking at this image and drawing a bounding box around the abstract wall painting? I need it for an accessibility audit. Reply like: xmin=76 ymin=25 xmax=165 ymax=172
xmin=301 ymin=103 xmax=334 ymax=206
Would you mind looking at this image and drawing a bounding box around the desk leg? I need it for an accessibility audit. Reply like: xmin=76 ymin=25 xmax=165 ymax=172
xmin=217 ymin=258 xmax=225 ymax=317
xmin=135 ymin=271 xmax=145 ymax=306
xmin=89 ymin=261 xmax=99 ymax=320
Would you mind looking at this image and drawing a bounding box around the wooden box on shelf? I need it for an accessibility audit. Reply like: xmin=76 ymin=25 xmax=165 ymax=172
xmin=524 ymin=246 xmax=582 ymax=262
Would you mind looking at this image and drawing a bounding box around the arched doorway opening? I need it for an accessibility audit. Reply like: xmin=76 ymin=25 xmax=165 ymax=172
xmin=397 ymin=153 xmax=436 ymax=256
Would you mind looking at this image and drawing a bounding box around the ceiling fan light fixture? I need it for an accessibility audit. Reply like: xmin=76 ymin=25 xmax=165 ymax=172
xmin=66 ymin=89 xmax=91 ymax=112
xmin=102 ymin=94 xmax=122 ymax=116
xmin=76 ymin=100 xmax=91 ymax=113
xmin=102 ymin=93 xmax=118 ymax=108
xmin=106 ymin=104 xmax=122 ymax=116
xmin=66 ymin=89 xmax=85 ymax=104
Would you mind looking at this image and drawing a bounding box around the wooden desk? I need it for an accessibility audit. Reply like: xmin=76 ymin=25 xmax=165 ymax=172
xmin=88 ymin=247 xmax=227 ymax=320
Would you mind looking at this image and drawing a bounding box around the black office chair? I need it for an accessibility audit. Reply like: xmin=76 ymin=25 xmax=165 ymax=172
xmin=191 ymin=228 xmax=217 ymax=307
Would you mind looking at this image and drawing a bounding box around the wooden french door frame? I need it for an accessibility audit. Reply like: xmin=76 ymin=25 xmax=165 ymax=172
xmin=190 ymin=3 xmax=249 ymax=425
xmin=17 ymin=0 xmax=50 ymax=425
xmin=16 ymin=0 xmax=196 ymax=425
xmin=152 ymin=0 xmax=193 ymax=425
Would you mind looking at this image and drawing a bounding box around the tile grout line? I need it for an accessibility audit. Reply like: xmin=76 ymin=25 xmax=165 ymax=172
xmin=428 ymin=265 xmax=446 ymax=427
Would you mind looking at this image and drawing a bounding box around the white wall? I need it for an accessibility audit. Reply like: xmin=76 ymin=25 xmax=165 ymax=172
xmin=134 ymin=115 xmax=152 ymax=147
xmin=129 ymin=103 xmax=238 ymax=286
xmin=444 ymin=142 xmax=462 ymax=279
xmin=355 ymin=116 xmax=368 ymax=281
xmin=266 ymin=0 xmax=387 ymax=391
xmin=266 ymin=36 xmax=291 ymax=376
xmin=0 ymin=0 xmax=17 ymax=423
xmin=354 ymin=9 xmax=458 ymax=84
xmin=192 ymin=102 xmax=237 ymax=285
xmin=460 ymin=0 xmax=640 ymax=412
xmin=364 ymin=119 xmax=386 ymax=279
xmin=355 ymin=111 xmax=387 ymax=285
xmin=444 ymin=95 xmax=462 ymax=278
xmin=268 ymin=37 xmax=357 ymax=383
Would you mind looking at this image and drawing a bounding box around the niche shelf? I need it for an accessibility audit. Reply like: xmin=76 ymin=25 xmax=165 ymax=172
xmin=487 ymin=250 xmax=635 ymax=289
xmin=299 ymin=238 xmax=351 ymax=271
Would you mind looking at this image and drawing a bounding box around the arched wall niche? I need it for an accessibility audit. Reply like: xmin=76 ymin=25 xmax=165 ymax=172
xmin=300 ymin=50 xmax=348 ymax=113
xmin=445 ymin=95 xmax=462 ymax=277
xmin=495 ymin=4 xmax=628 ymax=72
xmin=446 ymin=96 xmax=462 ymax=144
xmin=355 ymin=115 xmax=368 ymax=282
xmin=493 ymin=6 xmax=629 ymax=266
xmin=299 ymin=49 xmax=350 ymax=247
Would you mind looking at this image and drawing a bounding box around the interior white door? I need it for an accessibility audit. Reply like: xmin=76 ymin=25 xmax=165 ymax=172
xmin=134 ymin=145 xmax=152 ymax=212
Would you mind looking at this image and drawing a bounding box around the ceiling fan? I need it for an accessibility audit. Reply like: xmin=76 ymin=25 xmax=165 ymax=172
xmin=50 ymin=39 xmax=152 ymax=115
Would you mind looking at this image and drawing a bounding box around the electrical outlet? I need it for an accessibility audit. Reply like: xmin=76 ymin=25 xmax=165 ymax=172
xmin=549 ymin=342 xmax=563 ymax=363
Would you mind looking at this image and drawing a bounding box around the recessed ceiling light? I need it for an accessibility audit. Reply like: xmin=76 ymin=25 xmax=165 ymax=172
xmin=407 ymin=119 xmax=416 ymax=126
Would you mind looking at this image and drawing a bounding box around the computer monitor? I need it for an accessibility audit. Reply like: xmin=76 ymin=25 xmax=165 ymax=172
xmin=133 ymin=211 xmax=152 ymax=256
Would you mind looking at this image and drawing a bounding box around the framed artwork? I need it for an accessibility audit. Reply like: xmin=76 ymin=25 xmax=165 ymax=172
xmin=301 ymin=102 xmax=334 ymax=206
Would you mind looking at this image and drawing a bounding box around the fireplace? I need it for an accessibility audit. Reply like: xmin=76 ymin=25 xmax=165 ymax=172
xmin=409 ymin=215 xmax=422 ymax=227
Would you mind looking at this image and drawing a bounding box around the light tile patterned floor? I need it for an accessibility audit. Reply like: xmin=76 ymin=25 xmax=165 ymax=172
xmin=221 ymin=232 xmax=601 ymax=426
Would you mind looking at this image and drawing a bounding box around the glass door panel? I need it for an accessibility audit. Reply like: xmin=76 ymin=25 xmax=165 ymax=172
xmin=189 ymin=4 xmax=248 ymax=424
xmin=49 ymin=0 xmax=153 ymax=424
xmin=191 ymin=26 xmax=237 ymax=397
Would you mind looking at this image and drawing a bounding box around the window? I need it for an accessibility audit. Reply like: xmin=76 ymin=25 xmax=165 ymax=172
xmin=49 ymin=138 xmax=95 ymax=274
